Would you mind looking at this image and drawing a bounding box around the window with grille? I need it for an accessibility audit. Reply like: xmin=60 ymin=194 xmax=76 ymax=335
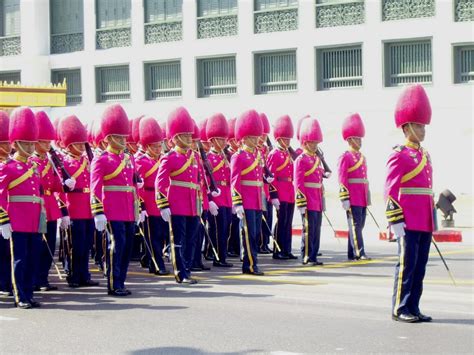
xmin=96 ymin=0 xmax=131 ymax=49
xmin=384 ymin=39 xmax=432 ymax=87
xmin=50 ymin=0 xmax=84 ymax=54
xmin=0 ymin=70 xmax=20 ymax=83
xmin=145 ymin=60 xmax=182 ymax=100
xmin=52 ymin=69 xmax=82 ymax=106
xmin=382 ymin=0 xmax=435 ymax=21
xmin=317 ymin=45 xmax=362 ymax=90
xmin=197 ymin=56 xmax=237 ymax=98
xmin=254 ymin=0 xmax=298 ymax=34
xmin=315 ymin=0 xmax=365 ymax=28
xmin=96 ymin=65 xmax=130 ymax=102
xmin=144 ymin=0 xmax=183 ymax=43
xmin=197 ymin=0 xmax=238 ymax=17
xmin=197 ymin=0 xmax=238 ymax=39
xmin=0 ymin=0 xmax=21 ymax=56
xmin=454 ymin=45 xmax=474 ymax=84
xmin=255 ymin=50 xmax=297 ymax=94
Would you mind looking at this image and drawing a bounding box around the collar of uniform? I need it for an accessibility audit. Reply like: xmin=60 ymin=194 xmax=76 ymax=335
xmin=33 ymin=152 xmax=47 ymax=160
xmin=277 ymin=145 xmax=288 ymax=152
xmin=175 ymin=146 xmax=188 ymax=155
xmin=303 ymin=149 xmax=315 ymax=157
xmin=405 ymin=140 xmax=420 ymax=150
xmin=106 ymin=146 xmax=122 ymax=155
xmin=13 ymin=153 xmax=28 ymax=163
xmin=349 ymin=147 xmax=360 ymax=153
xmin=67 ymin=151 xmax=82 ymax=160
xmin=242 ymin=145 xmax=254 ymax=154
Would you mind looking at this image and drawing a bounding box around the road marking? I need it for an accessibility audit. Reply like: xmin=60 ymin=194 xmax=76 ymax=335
xmin=0 ymin=316 xmax=17 ymax=321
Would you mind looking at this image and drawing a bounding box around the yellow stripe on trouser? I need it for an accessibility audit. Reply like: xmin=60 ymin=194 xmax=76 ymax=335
xmin=242 ymin=213 xmax=254 ymax=273
xmin=168 ymin=221 xmax=179 ymax=281
xmin=107 ymin=223 xmax=115 ymax=291
xmin=394 ymin=236 xmax=406 ymax=316
xmin=303 ymin=210 xmax=309 ymax=263
xmin=349 ymin=210 xmax=360 ymax=258
xmin=9 ymin=238 xmax=19 ymax=304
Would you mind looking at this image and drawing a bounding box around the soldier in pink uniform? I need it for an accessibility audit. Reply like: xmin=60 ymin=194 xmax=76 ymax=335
xmin=59 ymin=115 xmax=99 ymax=288
xmin=135 ymin=117 xmax=169 ymax=276
xmin=30 ymin=111 xmax=72 ymax=291
xmin=90 ymin=104 xmax=139 ymax=296
xmin=385 ymin=85 xmax=434 ymax=323
xmin=294 ymin=118 xmax=325 ymax=266
xmin=206 ymin=113 xmax=233 ymax=267
xmin=231 ymin=110 xmax=265 ymax=275
xmin=155 ymin=107 xmax=199 ymax=284
xmin=0 ymin=107 xmax=43 ymax=308
xmin=267 ymin=115 xmax=296 ymax=260
xmin=337 ymin=113 xmax=371 ymax=261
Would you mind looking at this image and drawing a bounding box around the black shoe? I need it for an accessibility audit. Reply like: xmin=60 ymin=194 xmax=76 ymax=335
xmin=39 ymin=284 xmax=58 ymax=291
xmin=317 ymin=252 xmax=322 ymax=256
xmin=287 ymin=253 xmax=298 ymax=260
xmin=358 ymin=255 xmax=371 ymax=261
xmin=108 ymin=289 xmax=128 ymax=296
xmin=264 ymin=247 xmax=273 ymax=253
xmin=29 ymin=299 xmax=41 ymax=308
xmin=213 ymin=261 xmax=233 ymax=267
xmin=273 ymin=253 xmax=289 ymax=260
xmin=190 ymin=266 xmax=203 ymax=272
xmin=80 ymin=280 xmax=99 ymax=287
xmin=15 ymin=301 xmax=32 ymax=309
xmin=180 ymin=278 xmax=197 ymax=284
xmin=243 ymin=270 xmax=264 ymax=276
xmin=122 ymin=288 xmax=132 ymax=295
xmin=227 ymin=251 xmax=239 ymax=258
xmin=258 ymin=248 xmax=271 ymax=254
xmin=0 ymin=290 xmax=12 ymax=297
xmin=392 ymin=313 xmax=419 ymax=323
xmin=199 ymin=264 xmax=211 ymax=271
xmin=312 ymin=261 xmax=323 ymax=266
xmin=155 ymin=270 xmax=170 ymax=276
xmin=415 ymin=313 xmax=432 ymax=322
xmin=68 ymin=282 xmax=80 ymax=288
xmin=203 ymin=255 xmax=214 ymax=261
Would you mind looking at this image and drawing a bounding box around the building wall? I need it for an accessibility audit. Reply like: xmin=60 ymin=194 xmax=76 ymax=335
xmin=1 ymin=0 xmax=473 ymax=226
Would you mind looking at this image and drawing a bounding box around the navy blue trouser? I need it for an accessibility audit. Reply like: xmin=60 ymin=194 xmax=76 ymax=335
xmin=67 ymin=219 xmax=94 ymax=285
xmin=392 ymin=230 xmax=431 ymax=316
xmin=93 ymin=228 xmax=105 ymax=267
xmin=10 ymin=232 xmax=41 ymax=304
xmin=209 ymin=206 xmax=232 ymax=263
xmin=171 ymin=215 xmax=198 ymax=282
xmin=144 ymin=215 xmax=168 ymax=272
xmin=300 ymin=210 xmax=322 ymax=263
xmin=242 ymin=209 xmax=262 ymax=273
xmin=106 ymin=221 xmax=134 ymax=291
xmin=194 ymin=211 xmax=207 ymax=267
xmin=35 ymin=221 xmax=57 ymax=288
xmin=347 ymin=206 xmax=367 ymax=259
xmin=260 ymin=200 xmax=272 ymax=250
xmin=273 ymin=202 xmax=295 ymax=256
xmin=0 ymin=236 xmax=12 ymax=293
xmin=228 ymin=212 xmax=241 ymax=255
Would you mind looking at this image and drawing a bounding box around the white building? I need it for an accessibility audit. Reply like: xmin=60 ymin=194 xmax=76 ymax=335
xmin=1 ymin=0 xmax=473 ymax=225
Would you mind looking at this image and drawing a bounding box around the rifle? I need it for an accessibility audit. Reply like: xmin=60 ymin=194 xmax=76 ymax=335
xmin=316 ymin=147 xmax=332 ymax=176
xmin=197 ymin=141 xmax=219 ymax=195
xmin=85 ymin=142 xmax=94 ymax=162
xmin=48 ymin=147 xmax=72 ymax=192
xmin=287 ymin=146 xmax=299 ymax=160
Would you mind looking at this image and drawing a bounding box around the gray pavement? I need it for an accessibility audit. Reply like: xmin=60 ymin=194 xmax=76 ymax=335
xmin=0 ymin=228 xmax=473 ymax=354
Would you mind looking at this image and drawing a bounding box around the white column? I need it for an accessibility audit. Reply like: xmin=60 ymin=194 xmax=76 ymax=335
xmin=181 ymin=0 xmax=198 ymax=100
xmin=83 ymin=0 xmax=96 ymax=52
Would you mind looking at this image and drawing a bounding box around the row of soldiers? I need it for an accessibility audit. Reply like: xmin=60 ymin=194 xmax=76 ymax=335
xmin=0 ymin=84 xmax=436 ymax=323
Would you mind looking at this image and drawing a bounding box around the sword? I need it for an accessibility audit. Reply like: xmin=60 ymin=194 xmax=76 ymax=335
xmin=431 ymin=238 xmax=457 ymax=286
xmin=41 ymin=234 xmax=63 ymax=280
xmin=137 ymin=224 xmax=160 ymax=272
xmin=200 ymin=217 xmax=220 ymax=262
xmin=262 ymin=214 xmax=281 ymax=252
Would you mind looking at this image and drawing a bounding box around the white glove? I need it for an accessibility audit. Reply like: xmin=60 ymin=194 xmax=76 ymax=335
xmin=137 ymin=181 xmax=144 ymax=189
xmin=265 ymin=176 xmax=274 ymax=184
xmin=235 ymin=206 xmax=244 ymax=220
xmin=59 ymin=216 xmax=71 ymax=230
xmin=324 ymin=171 xmax=332 ymax=178
xmin=160 ymin=208 xmax=171 ymax=223
xmin=342 ymin=200 xmax=351 ymax=211
xmin=64 ymin=178 xmax=76 ymax=190
xmin=211 ymin=188 xmax=221 ymax=198
xmin=391 ymin=222 xmax=406 ymax=239
xmin=298 ymin=206 xmax=306 ymax=215
xmin=208 ymin=201 xmax=219 ymax=216
xmin=138 ymin=210 xmax=148 ymax=224
xmin=94 ymin=214 xmax=107 ymax=232
xmin=271 ymin=198 xmax=280 ymax=211
xmin=1 ymin=223 xmax=12 ymax=240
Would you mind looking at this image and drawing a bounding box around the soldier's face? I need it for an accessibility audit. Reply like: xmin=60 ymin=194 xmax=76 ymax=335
xmin=229 ymin=138 xmax=239 ymax=150
xmin=258 ymin=135 xmax=266 ymax=147
xmin=404 ymin=123 xmax=425 ymax=143
xmin=107 ymin=135 xmax=126 ymax=150
xmin=305 ymin=141 xmax=318 ymax=153
xmin=146 ymin=142 xmax=162 ymax=157
xmin=348 ymin=137 xmax=362 ymax=150
xmin=243 ymin=136 xmax=258 ymax=148
xmin=127 ymin=142 xmax=138 ymax=154
xmin=278 ymin=138 xmax=291 ymax=148
xmin=69 ymin=143 xmax=85 ymax=155
xmin=211 ymin=138 xmax=226 ymax=151
xmin=15 ymin=141 xmax=35 ymax=157
xmin=0 ymin=142 xmax=11 ymax=157
xmin=174 ymin=134 xmax=192 ymax=149
xmin=35 ymin=140 xmax=51 ymax=154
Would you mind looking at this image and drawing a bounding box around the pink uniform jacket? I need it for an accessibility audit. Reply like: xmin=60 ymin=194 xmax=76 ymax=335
xmin=135 ymin=153 xmax=161 ymax=217
xmin=267 ymin=147 xmax=295 ymax=203
xmin=155 ymin=148 xmax=199 ymax=217
xmin=384 ymin=144 xmax=434 ymax=233
xmin=0 ymin=157 xmax=45 ymax=233
xmin=90 ymin=150 xmax=138 ymax=222
xmin=231 ymin=148 xmax=264 ymax=211
xmin=62 ymin=155 xmax=93 ymax=220
xmin=208 ymin=150 xmax=232 ymax=208
xmin=294 ymin=152 xmax=324 ymax=212
xmin=337 ymin=150 xmax=370 ymax=207
xmin=30 ymin=154 xmax=66 ymax=221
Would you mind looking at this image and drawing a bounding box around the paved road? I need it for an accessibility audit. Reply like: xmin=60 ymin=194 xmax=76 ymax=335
xmin=1 ymin=230 xmax=473 ymax=354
